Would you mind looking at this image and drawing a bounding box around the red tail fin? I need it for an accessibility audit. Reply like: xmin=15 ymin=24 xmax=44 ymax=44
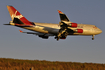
xmin=7 ymin=5 xmax=32 ymax=25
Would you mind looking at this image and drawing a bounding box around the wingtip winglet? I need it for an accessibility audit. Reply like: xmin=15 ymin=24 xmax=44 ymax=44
xmin=7 ymin=5 xmax=13 ymax=8
xmin=57 ymin=10 xmax=63 ymax=14
xmin=19 ymin=30 xmax=23 ymax=33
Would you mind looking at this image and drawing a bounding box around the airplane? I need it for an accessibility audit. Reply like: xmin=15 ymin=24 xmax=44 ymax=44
xmin=4 ymin=5 xmax=102 ymax=41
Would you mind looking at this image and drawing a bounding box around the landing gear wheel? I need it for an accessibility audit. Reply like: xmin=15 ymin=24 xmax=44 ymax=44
xmin=92 ymin=38 xmax=94 ymax=40
xmin=55 ymin=36 xmax=60 ymax=41
xmin=92 ymin=35 xmax=95 ymax=40
xmin=57 ymin=38 xmax=59 ymax=41
xmin=55 ymin=37 xmax=57 ymax=39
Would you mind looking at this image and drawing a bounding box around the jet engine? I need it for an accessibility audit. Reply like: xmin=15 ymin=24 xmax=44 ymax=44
xmin=68 ymin=23 xmax=77 ymax=27
xmin=59 ymin=22 xmax=77 ymax=28
xmin=38 ymin=35 xmax=49 ymax=39
xmin=75 ymin=29 xmax=83 ymax=33
xmin=60 ymin=36 xmax=66 ymax=39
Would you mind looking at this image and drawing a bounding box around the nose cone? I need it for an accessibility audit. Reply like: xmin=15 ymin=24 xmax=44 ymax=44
xmin=97 ymin=28 xmax=102 ymax=34
xmin=99 ymin=29 xmax=102 ymax=34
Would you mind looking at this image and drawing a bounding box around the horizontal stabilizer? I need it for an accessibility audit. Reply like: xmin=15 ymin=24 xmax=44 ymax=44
xmin=4 ymin=24 xmax=11 ymax=25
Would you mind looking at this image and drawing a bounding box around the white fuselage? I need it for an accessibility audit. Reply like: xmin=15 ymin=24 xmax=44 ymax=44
xmin=21 ymin=22 xmax=102 ymax=36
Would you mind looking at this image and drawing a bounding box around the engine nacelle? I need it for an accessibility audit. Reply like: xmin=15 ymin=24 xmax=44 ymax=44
xmin=60 ymin=22 xmax=77 ymax=28
xmin=75 ymin=29 xmax=83 ymax=33
xmin=38 ymin=35 xmax=49 ymax=39
xmin=60 ymin=36 xmax=66 ymax=39
xmin=68 ymin=23 xmax=77 ymax=27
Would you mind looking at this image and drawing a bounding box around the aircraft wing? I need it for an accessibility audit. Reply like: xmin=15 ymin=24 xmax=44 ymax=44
xmin=19 ymin=30 xmax=54 ymax=39
xmin=56 ymin=10 xmax=74 ymax=41
xmin=58 ymin=10 xmax=70 ymax=22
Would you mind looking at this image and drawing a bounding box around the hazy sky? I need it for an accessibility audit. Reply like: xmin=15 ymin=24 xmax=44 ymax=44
xmin=0 ymin=0 xmax=105 ymax=63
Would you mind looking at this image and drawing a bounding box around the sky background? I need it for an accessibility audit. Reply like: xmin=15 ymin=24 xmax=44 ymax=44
xmin=0 ymin=0 xmax=105 ymax=63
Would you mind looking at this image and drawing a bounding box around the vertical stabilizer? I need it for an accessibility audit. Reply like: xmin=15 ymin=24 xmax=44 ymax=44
xmin=7 ymin=5 xmax=32 ymax=25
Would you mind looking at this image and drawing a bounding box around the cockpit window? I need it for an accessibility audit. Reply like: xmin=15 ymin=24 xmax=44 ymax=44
xmin=93 ymin=26 xmax=97 ymax=29
xmin=95 ymin=26 xmax=97 ymax=27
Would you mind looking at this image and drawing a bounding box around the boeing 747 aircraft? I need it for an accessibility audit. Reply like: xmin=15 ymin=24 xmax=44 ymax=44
xmin=4 ymin=6 xmax=102 ymax=41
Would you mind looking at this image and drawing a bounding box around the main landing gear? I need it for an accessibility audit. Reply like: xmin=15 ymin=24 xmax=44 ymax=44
xmin=92 ymin=35 xmax=95 ymax=40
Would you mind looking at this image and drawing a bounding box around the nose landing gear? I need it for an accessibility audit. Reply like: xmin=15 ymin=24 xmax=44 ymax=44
xmin=92 ymin=35 xmax=95 ymax=40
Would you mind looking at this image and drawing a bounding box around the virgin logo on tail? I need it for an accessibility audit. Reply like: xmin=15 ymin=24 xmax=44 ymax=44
xmin=7 ymin=6 xmax=34 ymax=25
xmin=11 ymin=11 xmax=23 ymax=19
